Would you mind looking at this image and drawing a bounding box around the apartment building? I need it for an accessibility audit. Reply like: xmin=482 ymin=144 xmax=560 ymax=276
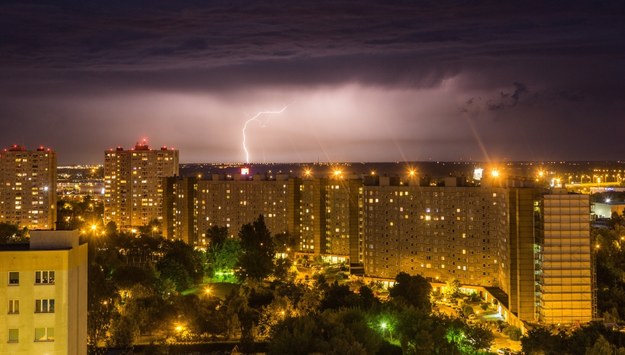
xmin=0 ymin=230 xmax=87 ymax=355
xmin=0 ymin=145 xmax=56 ymax=230
xmin=103 ymin=140 xmax=178 ymax=230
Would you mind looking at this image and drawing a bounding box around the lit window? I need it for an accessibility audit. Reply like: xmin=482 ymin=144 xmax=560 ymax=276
xmin=8 ymin=300 xmax=19 ymax=314
xmin=35 ymin=271 xmax=55 ymax=284
xmin=34 ymin=328 xmax=54 ymax=342
xmin=35 ymin=299 xmax=55 ymax=313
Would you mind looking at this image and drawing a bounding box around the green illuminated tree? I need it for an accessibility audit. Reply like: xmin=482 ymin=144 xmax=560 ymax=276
xmin=207 ymin=238 xmax=241 ymax=282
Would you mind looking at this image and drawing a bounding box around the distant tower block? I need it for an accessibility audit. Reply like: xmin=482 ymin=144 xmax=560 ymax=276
xmin=104 ymin=140 xmax=179 ymax=230
xmin=0 ymin=145 xmax=57 ymax=230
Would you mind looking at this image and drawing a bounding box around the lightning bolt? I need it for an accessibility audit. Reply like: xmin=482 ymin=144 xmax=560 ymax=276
xmin=242 ymin=105 xmax=288 ymax=163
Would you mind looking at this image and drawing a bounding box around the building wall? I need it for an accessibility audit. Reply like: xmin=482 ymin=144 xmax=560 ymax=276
xmin=0 ymin=232 xmax=87 ymax=355
xmin=0 ymin=146 xmax=56 ymax=230
xmin=164 ymin=177 xmax=197 ymax=244
xmin=323 ymin=177 xmax=362 ymax=260
xmin=592 ymin=202 xmax=625 ymax=219
xmin=195 ymin=175 xmax=292 ymax=242
xmin=104 ymin=148 xmax=131 ymax=228
xmin=507 ymin=188 xmax=540 ymax=322
xmin=539 ymin=192 xmax=594 ymax=324
xmin=159 ymin=173 xmax=596 ymax=326
xmin=297 ymin=178 xmax=326 ymax=254
xmin=103 ymin=142 xmax=178 ymax=230
xmin=363 ymin=184 xmax=509 ymax=287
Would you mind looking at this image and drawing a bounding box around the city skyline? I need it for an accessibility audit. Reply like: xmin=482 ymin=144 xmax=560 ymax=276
xmin=0 ymin=1 xmax=624 ymax=164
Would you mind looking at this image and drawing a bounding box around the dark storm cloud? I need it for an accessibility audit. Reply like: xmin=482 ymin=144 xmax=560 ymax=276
xmin=0 ymin=0 xmax=624 ymax=163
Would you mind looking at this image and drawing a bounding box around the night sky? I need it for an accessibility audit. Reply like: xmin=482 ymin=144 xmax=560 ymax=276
xmin=0 ymin=1 xmax=624 ymax=164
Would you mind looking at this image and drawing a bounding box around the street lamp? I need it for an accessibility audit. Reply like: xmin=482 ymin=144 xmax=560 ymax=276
xmin=379 ymin=320 xmax=393 ymax=341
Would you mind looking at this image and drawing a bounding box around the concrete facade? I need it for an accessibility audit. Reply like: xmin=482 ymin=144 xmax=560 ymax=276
xmin=103 ymin=141 xmax=178 ymax=230
xmin=0 ymin=230 xmax=87 ymax=355
xmin=0 ymin=145 xmax=56 ymax=230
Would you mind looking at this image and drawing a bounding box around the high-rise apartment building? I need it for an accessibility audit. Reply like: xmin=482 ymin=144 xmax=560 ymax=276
xmin=361 ymin=177 xmax=594 ymax=325
xmin=362 ymin=176 xmax=509 ymax=288
xmin=0 ymin=230 xmax=87 ymax=355
xmin=297 ymin=177 xmax=326 ymax=254
xmin=103 ymin=141 xmax=178 ymax=230
xmin=538 ymin=191 xmax=593 ymax=324
xmin=192 ymin=173 xmax=296 ymax=245
xmin=161 ymin=170 xmax=594 ymax=325
xmin=0 ymin=145 xmax=56 ymax=230
xmin=163 ymin=176 xmax=197 ymax=244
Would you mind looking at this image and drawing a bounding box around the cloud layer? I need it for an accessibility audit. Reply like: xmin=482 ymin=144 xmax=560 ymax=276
xmin=0 ymin=0 xmax=623 ymax=163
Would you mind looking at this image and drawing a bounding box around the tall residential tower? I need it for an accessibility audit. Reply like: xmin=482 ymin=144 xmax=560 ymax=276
xmin=104 ymin=140 xmax=178 ymax=230
xmin=0 ymin=145 xmax=56 ymax=230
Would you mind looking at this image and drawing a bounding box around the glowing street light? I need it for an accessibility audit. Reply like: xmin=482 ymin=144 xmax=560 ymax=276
xmin=204 ymin=286 xmax=212 ymax=296
xmin=491 ymin=169 xmax=500 ymax=178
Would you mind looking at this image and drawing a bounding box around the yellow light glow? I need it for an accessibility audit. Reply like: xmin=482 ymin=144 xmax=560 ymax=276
xmin=90 ymin=224 xmax=97 ymax=231
xmin=333 ymin=169 xmax=342 ymax=177
xmin=304 ymin=169 xmax=312 ymax=177
xmin=408 ymin=169 xmax=416 ymax=177
xmin=491 ymin=169 xmax=500 ymax=178
xmin=204 ymin=286 xmax=212 ymax=295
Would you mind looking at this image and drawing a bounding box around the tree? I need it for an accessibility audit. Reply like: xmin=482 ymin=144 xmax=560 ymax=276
xmin=105 ymin=221 xmax=117 ymax=236
xmin=273 ymin=232 xmax=298 ymax=255
xmin=139 ymin=218 xmax=161 ymax=236
xmin=320 ymin=282 xmax=360 ymax=311
xmin=206 ymin=225 xmax=228 ymax=248
xmin=0 ymin=222 xmax=21 ymax=243
xmin=358 ymin=285 xmax=380 ymax=310
xmin=444 ymin=278 xmax=461 ymax=298
xmin=157 ymin=240 xmax=204 ymax=290
xmin=236 ymin=215 xmax=275 ymax=281
xmin=521 ymin=327 xmax=566 ymax=355
xmin=273 ymin=257 xmax=295 ymax=282
xmin=207 ymin=238 xmax=241 ymax=282
xmin=268 ymin=309 xmax=384 ymax=355
xmin=503 ymin=325 xmax=522 ymax=341
xmin=109 ymin=315 xmax=139 ymax=348
xmin=389 ymin=272 xmax=432 ymax=311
